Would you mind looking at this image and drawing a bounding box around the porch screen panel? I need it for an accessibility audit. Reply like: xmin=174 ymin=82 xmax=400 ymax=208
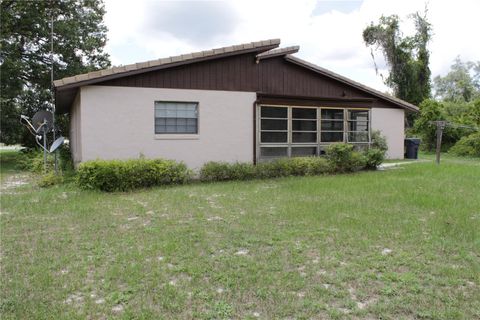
xmin=260 ymin=106 xmax=288 ymax=143
xmin=347 ymin=110 xmax=369 ymax=142
xmin=292 ymin=107 xmax=317 ymax=143
xmin=321 ymin=109 xmax=344 ymax=142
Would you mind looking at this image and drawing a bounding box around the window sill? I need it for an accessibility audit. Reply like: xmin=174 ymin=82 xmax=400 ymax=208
xmin=154 ymin=134 xmax=200 ymax=140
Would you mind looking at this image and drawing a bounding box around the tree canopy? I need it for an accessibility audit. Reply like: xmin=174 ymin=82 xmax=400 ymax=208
xmin=1 ymin=0 xmax=111 ymax=145
xmin=363 ymin=11 xmax=432 ymax=106
xmin=433 ymin=57 xmax=480 ymax=103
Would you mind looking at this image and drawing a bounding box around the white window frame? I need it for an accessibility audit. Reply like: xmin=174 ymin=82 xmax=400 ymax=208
xmin=154 ymin=101 xmax=200 ymax=140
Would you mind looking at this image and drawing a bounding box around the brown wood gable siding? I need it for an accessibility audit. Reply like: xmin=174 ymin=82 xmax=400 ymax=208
xmin=100 ymin=53 xmax=400 ymax=109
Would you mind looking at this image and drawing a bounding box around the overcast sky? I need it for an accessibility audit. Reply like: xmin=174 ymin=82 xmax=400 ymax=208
xmin=103 ymin=0 xmax=479 ymax=93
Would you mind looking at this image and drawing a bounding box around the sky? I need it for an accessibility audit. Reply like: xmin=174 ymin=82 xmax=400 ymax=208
xmin=103 ymin=0 xmax=479 ymax=93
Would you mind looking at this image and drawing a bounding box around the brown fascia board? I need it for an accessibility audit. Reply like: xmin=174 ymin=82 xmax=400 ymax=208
xmin=284 ymin=55 xmax=419 ymax=112
xmin=255 ymin=46 xmax=300 ymax=62
xmin=55 ymin=41 xmax=280 ymax=92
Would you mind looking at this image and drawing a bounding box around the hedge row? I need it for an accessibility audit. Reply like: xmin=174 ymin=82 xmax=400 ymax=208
xmin=200 ymin=143 xmax=383 ymax=182
xmin=199 ymin=156 xmax=332 ymax=182
xmin=75 ymin=143 xmax=386 ymax=191
xmin=76 ymin=158 xmax=191 ymax=192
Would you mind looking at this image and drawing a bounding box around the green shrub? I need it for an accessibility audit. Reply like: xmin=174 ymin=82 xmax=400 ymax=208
xmin=76 ymin=158 xmax=192 ymax=192
xmin=363 ymin=148 xmax=386 ymax=169
xmin=449 ymin=132 xmax=480 ymax=157
xmin=200 ymin=162 xmax=256 ymax=182
xmin=200 ymin=157 xmax=332 ymax=182
xmin=371 ymin=130 xmax=388 ymax=152
xmin=325 ymin=143 xmax=365 ymax=172
xmin=18 ymin=149 xmax=54 ymax=173
xmin=58 ymin=143 xmax=74 ymax=172
xmin=230 ymin=162 xmax=257 ymax=180
xmin=38 ymin=172 xmax=64 ymax=188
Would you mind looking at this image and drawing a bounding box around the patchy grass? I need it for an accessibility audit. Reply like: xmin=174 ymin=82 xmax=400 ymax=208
xmin=1 ymin=152 xmax=479 ymax=319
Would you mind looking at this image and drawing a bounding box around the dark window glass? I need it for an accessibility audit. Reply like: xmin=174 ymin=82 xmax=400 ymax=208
xmin=321 ymin=120 xmax=344 ymax=131
xmin=261 ymin=132 xmax=288 ymax=143
xmin=348 ymin=132 xmax=369 ymax=142
xmin=321 ymin=109 xmax=344 ymax=120
xmin=292 ymin=132 xmax=317 ymax=143
xmin=292 ymin=108 xmax=316 ymax=119
xmin=292 ymin=120 xmax=316 ymax=131
xmin=261 ymin=119 xmax=288 ymax=130
xmin=321 ymin=132 xmax=344 ymax=142
xmin=348 ymin=121 xmax=369 ymax=132
xmin=261 ymin=107 xmax=287 ymax=118
xmin=260 ymin=147 xmax=288 ymax=157
xmin=291 ymin=147 xmax=317 ymax=157
xmin=349 ymin=110 xmax=369 ymax=121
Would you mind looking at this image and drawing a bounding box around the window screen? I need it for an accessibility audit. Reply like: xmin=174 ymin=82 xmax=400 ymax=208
xmin=260 ymin=106 xmax=288 ymax=143
xmin=347 ymin=110 xmax=369 ymax=142
xmin=320 ymin=109 xmax=344 ymax=142
xmin=155 ymin=102 xmax=198 ymax=134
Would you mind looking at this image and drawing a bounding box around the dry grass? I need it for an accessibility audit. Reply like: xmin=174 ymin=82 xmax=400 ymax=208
xmin=1 ymin=151 xmax=479 ymax=319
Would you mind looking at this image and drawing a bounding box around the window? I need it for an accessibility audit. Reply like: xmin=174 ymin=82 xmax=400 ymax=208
xmin=154 ymin=102 xmax=198 ymax=134
xmin=321 ymin=109 xmax=344 ymax=142
xmin=260 ymin=106 xmax=288 ymax=143
xmin=292 ymin=107 xmax=317 ymax=143
xmin=257 ymin=105 xmax=371 ymax=161
xmin=347 ymin=110 xmax=369 ymax=142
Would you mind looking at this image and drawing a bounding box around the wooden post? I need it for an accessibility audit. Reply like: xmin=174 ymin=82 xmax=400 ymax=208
xmin=434 ymin=121 xmax=447 ymax=165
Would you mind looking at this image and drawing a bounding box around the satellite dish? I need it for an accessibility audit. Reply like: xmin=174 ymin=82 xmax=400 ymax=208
xmin=32 ymin=110 xmax=53 ymax=133
xmin=49 ymin=136 xmax=65 ymax=153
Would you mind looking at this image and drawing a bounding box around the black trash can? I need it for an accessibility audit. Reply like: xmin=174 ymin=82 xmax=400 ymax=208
xmin=404 ymin=138 xmax=421 ymax=159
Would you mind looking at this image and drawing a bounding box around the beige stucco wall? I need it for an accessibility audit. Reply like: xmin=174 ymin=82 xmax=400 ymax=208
xmin=69 ymin=93 xmax=82 ymax=164
xmin=78 ymin=86 xmax=256 ymax=168
xmin=371 ymin=108 xmax=405 ymax=159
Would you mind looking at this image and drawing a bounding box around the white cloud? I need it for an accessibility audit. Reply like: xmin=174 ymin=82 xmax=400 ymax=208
xmin=103 ymin=0 xmax=480 ymax=93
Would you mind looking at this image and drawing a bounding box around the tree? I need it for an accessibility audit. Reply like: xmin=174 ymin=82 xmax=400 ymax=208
xmin=1 ymin=0 xmax=110 ymax=146
xmin=433 ymin=57 xmax=480 ymax=103
xmin=363 ymin=11 xmax=432 ymax=106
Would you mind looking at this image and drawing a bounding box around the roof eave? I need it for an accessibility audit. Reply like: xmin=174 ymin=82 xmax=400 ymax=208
xmin=284 ymin=55 xmax=419 ymax=112
xmin=55 ymin=43 xmax=280 ymax=92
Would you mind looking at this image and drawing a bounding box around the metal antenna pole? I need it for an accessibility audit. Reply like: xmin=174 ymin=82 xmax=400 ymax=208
xmin=50 ymin=2 xmax=58 ymax=174
xmin=43 ymin=129 xmax=47 ymax=173
xmin=434 ymin=121 xmax=447 ymax=165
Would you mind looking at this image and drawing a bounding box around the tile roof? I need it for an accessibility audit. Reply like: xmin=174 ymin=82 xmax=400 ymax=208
xmin=256 ymin=46 xmax=300 ymax=60
xmin=54 ymin=39 xmax=281 ymax=88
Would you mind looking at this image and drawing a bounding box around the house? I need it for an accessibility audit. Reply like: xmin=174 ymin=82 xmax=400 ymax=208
xmin=54 ymin=39 xmax=418 ymax=168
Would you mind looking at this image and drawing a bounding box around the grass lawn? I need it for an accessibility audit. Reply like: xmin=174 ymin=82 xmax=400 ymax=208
xmin=1 ymin=151 xmax=479 ymax=319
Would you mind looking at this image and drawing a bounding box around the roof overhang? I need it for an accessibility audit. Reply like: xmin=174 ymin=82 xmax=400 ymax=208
xmin=256 ymin=93 xmax=375 ymax=108
xmin=55 ymin=39 xmax=281 ymax=113
xmin=284 ymin=55 xmax=419 ymax=112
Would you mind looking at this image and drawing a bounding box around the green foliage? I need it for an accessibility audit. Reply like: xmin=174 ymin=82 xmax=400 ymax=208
xmin=449 ymin=132 xmax=480 ymax=157
xmin=363 ymin=148 xmax=386 ymax=169
xmin=371 ymin=130 xmax=388 ymax=152
xmin=76 ymin=158 xmax=192 ymax=192
xmin=0 ymin=0 xmax=110 ymax=145
xmin=413 ymin=99 xmax=477 ymax=151
xmin=433 ymin=57 xmax=480 ymax=103
xmin=325 ymin=143 xmax=365 ymax=173
xmin=18 ymin=149 xmax=55 ymax=173
xmin=38 ymin=172 xmax=63 ymax=188
xmin=199 ymin=162 xmax=256 ymax=182
xmin=58 ymin=143 xmax=74 ymax=172
xmin=17 ymin=147 xmax=72 ymax=174
xmin=363 ymin=11 xmax=432 ymax=106
xmin=200 ymin=157 xmax=332 ymax=182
